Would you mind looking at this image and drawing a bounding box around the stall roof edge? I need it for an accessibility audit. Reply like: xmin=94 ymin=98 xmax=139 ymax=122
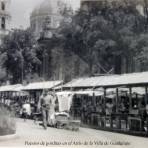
xmin=62 ymin=72 xmax=148 ymax=88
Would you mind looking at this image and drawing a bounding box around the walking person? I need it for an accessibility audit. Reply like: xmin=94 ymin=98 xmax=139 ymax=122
xmin=38 ymin=90 xmax=54 ymax=129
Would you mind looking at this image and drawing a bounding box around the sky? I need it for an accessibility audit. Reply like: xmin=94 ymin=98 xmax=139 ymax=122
xmin=10 ymin=0 xmax=80 ymax=29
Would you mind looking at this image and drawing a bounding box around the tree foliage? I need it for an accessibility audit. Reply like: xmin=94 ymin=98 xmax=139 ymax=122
xmin=0 ymin=29 xmax=41 ymax=83
xmin=1 ymin=0 xmax=148 ymax=83
xmin=57 ymin=0 xmax=148 ymax=74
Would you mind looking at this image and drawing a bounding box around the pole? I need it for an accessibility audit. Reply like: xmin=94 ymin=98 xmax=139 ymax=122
xmin=145 ymin=86 xmax=148 ymax=133
xmin=145 ymin=86 xmax=148 ymax=105
xmin=116 ymin=88 xmax=121 ymax=129
xmin=103 ymin=88 xmax=107 ymax=128
xmin=42 ymin=48 xmax=46 ymax=80
xmin=21 ymin=58 xmax=24 ymax=84
xmin=116 ymin=88 xmax=119 ymax=113
xmin=129 ymin=87 xmax=132 ymax=113
xmin=92 ymin=87 xmax=96 ymax=106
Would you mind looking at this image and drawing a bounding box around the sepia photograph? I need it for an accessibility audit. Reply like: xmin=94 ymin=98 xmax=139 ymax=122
xmin=0 ymin=0 xmax=148 ymax=147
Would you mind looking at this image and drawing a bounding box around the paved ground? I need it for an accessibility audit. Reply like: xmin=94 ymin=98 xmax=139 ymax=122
xmin=0 ymin=119 xmax=148 ymax=148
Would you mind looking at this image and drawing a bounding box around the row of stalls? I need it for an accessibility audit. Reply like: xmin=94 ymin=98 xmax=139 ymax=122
xmin=55 ymin=72 xmax=148 ymax=136
xmin=0 ymin=84 xmax=29 ymax=112
xmin=0 ymin=81 xmax=63 ymax=117
xmin=1 ymin=72 xmax=148 ymax=136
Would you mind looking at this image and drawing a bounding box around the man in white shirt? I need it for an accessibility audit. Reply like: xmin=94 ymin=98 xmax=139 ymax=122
xmin=22 ymin=102 xmax=31 ymax=121
xmin=38 ymin=91 xmax=55 ymax=129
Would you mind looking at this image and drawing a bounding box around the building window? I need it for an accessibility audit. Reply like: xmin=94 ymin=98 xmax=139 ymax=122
xmin=1 ymin=2 xmax=5 ymax=10
xmin=1 ymin=17 xmax=5 ymax=29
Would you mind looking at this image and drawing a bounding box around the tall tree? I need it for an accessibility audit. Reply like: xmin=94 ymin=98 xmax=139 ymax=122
xmin=57 ymin=0 xmax=147 ymax=75
xmin=1 ymin=29 xmax=41 ymax=83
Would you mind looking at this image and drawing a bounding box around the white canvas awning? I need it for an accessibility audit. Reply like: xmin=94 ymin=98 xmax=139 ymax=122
xmin=22 ymin=81 xmax=63 ymax=91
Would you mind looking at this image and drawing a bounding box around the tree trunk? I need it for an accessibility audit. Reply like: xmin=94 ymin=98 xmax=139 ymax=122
xmin=114 ymin=56 xmax=122 ymax=74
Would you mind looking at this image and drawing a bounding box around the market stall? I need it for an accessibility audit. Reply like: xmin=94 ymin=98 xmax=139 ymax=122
xmin=61 ymin=72 xmax=148 ymax=136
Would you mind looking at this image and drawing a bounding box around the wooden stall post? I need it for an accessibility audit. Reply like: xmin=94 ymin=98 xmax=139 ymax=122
xmin=0 ymin=92 xmax=1 ymax=103
xmin=128 ymin=87 xmax=133 ymax=131
xmin=1 ymin=92 xmax=3 ymax=103
xmin=92 ymin=87 xmax=96 ymax=106
xmin=116 ymin=88 xmax=120 ymax=129
xmin=129 ymin=87 xmax=132 ymax=112
xmin=116 ymin=88 xmax=119 ymax=113
xmin=103 ymin=88 xmax=106 ymax=128
xmin=4 ymin=92 xmax=6 ymax=104
xmin=145 ymin=86 xmax=148 ymax=106
xmin=145 ymin=86 xmax=148 ymax=133
xmin=104 ymin=88 xmax=106 ymax=111
xmin=92 ymin=87 xmax=96 ymax=126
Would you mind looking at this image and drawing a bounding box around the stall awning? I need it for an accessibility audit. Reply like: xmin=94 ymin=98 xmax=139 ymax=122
xmin=56 ymin=90 xmax=104 ymax=97
xmin=0 ymin=84 xmax=29 ymax=96
xmin=22 ymin=80 xmax=63 ymax=91
xmin=63 ymin=72 xmax=148 ymax=88
xmin=0 ymin=84 xmax=23 ymax=92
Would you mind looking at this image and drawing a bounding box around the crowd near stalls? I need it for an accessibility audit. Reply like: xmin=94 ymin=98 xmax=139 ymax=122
xmin=0 ymin=81 xmax=62 ymax=118
xmin=22 ymin=81 xmax=62 ymax=112
xmin=1 ymin=72 xmax=148 ymax=136
xmin=0 ymin=84 xmax=29 ymax=116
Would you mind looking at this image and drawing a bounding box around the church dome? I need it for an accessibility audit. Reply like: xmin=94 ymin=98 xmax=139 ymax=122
xmin=31 ymin=0 xmax=60 ymax=18
xmin=30 ymin=0 xmax=64 ymax=40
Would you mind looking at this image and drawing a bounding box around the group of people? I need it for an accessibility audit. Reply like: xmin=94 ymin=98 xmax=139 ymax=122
xmin=0 ymin=90 xmax=60 ymax=130
xmin=21 ymin=90 xmax=58 ymax=129
xmin=37 ymin=90 xmax=57 ymax=129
